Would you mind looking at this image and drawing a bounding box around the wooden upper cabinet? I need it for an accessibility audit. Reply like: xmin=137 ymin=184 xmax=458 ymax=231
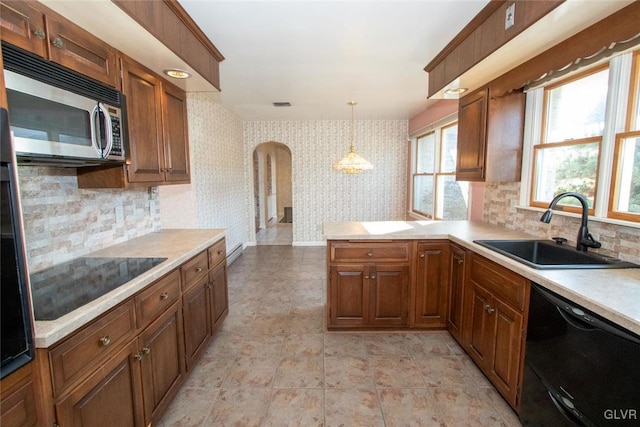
xmin=122 ymin=57 xmax=165 ymax=184
xmin=0 ymin=1 xmax=47 ymax=57
xmin=456 ymin=86 xmax=524 ymax=182
xmin=161 ymin=81 xmax=190 ymax=182
xmin=456 ymin=88 xmax=488 ymax=181
xmin=0 ymin=0 xmax=117 ymax=87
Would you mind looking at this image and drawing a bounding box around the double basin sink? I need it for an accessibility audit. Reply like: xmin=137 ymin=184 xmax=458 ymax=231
xmin=474 ymin=239 xmax=639 ymax=270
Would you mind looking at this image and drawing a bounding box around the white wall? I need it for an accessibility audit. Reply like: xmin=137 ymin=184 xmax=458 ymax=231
xmin=244 ymin=120 xmax=408 ymax=244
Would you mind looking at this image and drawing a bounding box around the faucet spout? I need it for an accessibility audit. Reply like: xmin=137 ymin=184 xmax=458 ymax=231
xmin=539 ymin=192 xmax=601 ymax=252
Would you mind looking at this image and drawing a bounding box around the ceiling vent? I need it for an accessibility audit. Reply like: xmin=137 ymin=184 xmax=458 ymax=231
xmin=272 ymin=102 xmax=292 ymax=107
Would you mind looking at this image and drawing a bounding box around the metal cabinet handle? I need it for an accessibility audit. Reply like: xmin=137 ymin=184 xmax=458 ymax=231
xmin=367 ymin=251 xmax=373 ymax=257
xmin=51 ymin=37 xmax=63 ymax=49
xmin=217 ymin=250 xmax=223 ymax=256
xmin=457 ymin=259 xmax=464 ymax=265
xmin=99 ymin=335 xmax=111 ymax=346
xmin=364 ymin=274 xmax=369 ymax=279
xmin=142 ymin=346 xmax=151 ymax=355
xmin=195 ymin=266 xmax=203 ymax=273
xmin=370 ymin=274 xmax=376 ymax=279
xmin=487 ymin=307 xmax=495 ymax=314
xmin=160 ymin=292 xmax=169 ymax=300
xmin=33 ymin=28 xmax=45 ymax=40
xmin=134 ymin=352 xmax=143 ymax=362
xmin=419 ymin=253 xmax=425 ymax=258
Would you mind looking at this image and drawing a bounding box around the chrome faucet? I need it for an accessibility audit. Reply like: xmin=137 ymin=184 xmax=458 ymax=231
xmin=540 ymin=192 xmax=601 ymax=252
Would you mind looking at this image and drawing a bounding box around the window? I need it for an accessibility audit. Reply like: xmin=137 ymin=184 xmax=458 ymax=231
xmin=531 ymin=66 xmax=609 ymax=213
xmin=524 ymin=48 xmax=640 ymax=223
xmin=610 ymin=50 xmax=640 ymax=221
xmin=412 ymin=121 xmax=469 ymax=220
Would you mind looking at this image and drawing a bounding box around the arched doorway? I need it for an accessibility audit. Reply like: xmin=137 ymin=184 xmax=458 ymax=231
xmin=253 ymin=142 xmax=292 ymax=245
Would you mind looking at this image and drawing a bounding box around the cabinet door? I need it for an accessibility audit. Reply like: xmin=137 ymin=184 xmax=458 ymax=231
xmin=122 ymin=58 xmax=165 ymax=184
xmin=45 ymin=13 xmax=117 ymax=87
xmin=209 ymin=262 xmax=228 ymax=333
xmin=0 ymin=1 xmax=47 ymax=57
xmin=182 ymin=275 xmax=211 ymax=371
xmin=0 ymin=372 xmax=37 ymax=427
xmin=139 ymin=302 xmax=186 ymax=425
xmin=466 ymin=283 xmax=494 ymax=369
xmin=490 ymin=297 xmax=524 ymax=407
xmin=161 ymin=81 xmax=190 ymax=182
xmin=447 ymin=244 xmax=466 ymax=343
xmin=456 ymin=88 xmax=487 ymax=181
xmin=369 ymin=264 xmax=409 ymax=326
xmin=413 ymin=242 xmax=449 ymax=327
xmin=328 ymin=264 xmax=367 ymax=327
xmin=55 ymin=339 xmax=144 ymax=427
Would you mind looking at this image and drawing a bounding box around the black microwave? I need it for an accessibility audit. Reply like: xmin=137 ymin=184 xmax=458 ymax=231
xmin=2 ymin=42 xmax=128 ymax=167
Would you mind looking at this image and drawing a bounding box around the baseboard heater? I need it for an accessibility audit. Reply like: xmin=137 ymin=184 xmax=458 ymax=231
xmin=227 ymin=243 xmax=243 ymax=265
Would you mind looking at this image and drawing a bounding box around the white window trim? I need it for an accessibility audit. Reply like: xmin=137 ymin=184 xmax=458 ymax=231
xmin=518 ymin=51 xmax=639 ymax=227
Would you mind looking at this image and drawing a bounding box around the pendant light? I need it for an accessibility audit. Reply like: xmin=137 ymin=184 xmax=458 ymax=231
xmin=332 ymin=101 xmax=373 ymax=174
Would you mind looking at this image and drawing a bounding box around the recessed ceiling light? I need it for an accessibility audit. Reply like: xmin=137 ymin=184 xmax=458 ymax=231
xmin=273 ymin=102 xmax=292 ymax=107
xmin=163 ymin=69 xmax=191 ymax=79
xmin=444 ymin=87 xmax=468 ymax=95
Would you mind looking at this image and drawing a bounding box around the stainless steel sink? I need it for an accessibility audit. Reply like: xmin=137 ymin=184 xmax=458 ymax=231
xmin=473 ymin=239 xmax=639 ymax=269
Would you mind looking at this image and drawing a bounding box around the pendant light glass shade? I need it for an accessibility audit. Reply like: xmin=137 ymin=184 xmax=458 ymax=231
xmin=332 ymin=101 xmax=373 ymax=174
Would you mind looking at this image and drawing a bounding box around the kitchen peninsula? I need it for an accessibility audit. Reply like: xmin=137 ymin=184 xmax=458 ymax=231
xmin=324 ymin=220 xmax=640 ymax=410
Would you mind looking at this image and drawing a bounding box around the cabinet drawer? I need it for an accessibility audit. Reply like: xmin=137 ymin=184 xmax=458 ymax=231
xmin=181 ymin=251 xmax=208 ymax=292
xmin=49 ymin=300 xmax=136 ymax=397
xmin=208 ymin=238 xmax=226 ymax=270
xmin=330 ymin=242 xmax=411 ymax=263
xmin=469 ymin=254 xmax=528 ymax=311
xmin=135 ymin=270 xmax=181 ymax=328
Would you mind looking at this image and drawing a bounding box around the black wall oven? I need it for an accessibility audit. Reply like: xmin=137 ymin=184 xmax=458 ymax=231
xmin=1 ymin=106 xmax=34 ymax=379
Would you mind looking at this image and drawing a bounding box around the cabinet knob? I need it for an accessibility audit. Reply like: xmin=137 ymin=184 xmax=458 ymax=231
xmin=367 ymin=251 xmax=373 ymax=257
xmin=51 ymin=37 xmax=64 ymax=49
xmin=217 ymin=250 xmax=223 ymax=256
xmin=364 ymin=274 xmax=369 ymax=279
xmin=487 ymin=307 xmax=495 ymax=314
xmin=134 ymin=352 xmax=143 ymax=362
xmin=419 ymin=253 xmax=425 ymax=258
xmin=99 ymin=335 xmax=111 ymax=346
xmin=160 ymin=292 xmax=169 ymax=300
xmin=457 ymin=259 xmax=464 ymax=265
xmin=195 ymin=266 xmax=203 ymax=273
xmin=33 ymin=28 xmax=45 ymax=40
xmin=370 ymin=274 xmax=376 ymax=279
xmin=142 ymin=346 xmax=151 ymax=355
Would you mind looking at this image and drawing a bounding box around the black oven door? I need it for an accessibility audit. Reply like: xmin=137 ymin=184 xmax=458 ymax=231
xmin=1 ymin=107 xmax=34 ymax=379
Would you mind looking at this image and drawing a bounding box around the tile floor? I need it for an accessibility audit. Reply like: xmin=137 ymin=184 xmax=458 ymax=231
xmin=158 ymin=245 xmax=522 ymax=426
xmin=256 ymin=222 xmax=293 ymax=246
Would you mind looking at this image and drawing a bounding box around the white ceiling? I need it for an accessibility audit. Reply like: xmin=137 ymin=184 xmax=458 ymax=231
xmin=177 ymin=0 xmax=490 ymax=121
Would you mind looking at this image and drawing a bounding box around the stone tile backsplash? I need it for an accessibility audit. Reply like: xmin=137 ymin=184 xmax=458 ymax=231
xmin=482 ymin=182 xmax=640 ymax=264
xmin=17 ymin=166 xmax=160 ymax=272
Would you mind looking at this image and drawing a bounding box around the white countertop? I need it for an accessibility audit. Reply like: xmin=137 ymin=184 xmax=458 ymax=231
xmin=33 ymin=229 xmax=226 ymax=348
xmin=324 ymin=220 xmax=640 ymax=335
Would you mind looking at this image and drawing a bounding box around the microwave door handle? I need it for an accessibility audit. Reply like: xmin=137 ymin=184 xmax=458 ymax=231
xmin=89 ymin=104 xmax=101 ymax=156
xmin=97 ymin=103 xmax=113 ymax=158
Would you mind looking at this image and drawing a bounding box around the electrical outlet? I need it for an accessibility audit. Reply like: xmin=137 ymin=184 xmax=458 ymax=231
xmin=505 ymin=3 xmax=515 ymax=30
xmin=148 ymin=186 xmax=159 ymax=200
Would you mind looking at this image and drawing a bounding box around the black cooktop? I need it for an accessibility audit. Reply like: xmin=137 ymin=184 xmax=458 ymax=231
xmin=30 ymin=257 xmax=167 ymax=321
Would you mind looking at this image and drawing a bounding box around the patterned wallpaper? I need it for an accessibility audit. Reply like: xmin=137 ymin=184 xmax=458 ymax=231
xmin=160 ymin=93 xmax=247 ymax=252
xmin=482 ymin=182 xmax=640 ymax=264
xmin=244 ymin=120 xmax=408 ymax=243
xmin=17 ymin=166 xmax=160 ymax=272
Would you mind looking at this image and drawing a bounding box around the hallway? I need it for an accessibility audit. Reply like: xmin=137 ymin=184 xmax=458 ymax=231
xmin=256 ymin=222 xmax=292 ymax=245
xmin=158 ymin=245 xmax=521 ymax=426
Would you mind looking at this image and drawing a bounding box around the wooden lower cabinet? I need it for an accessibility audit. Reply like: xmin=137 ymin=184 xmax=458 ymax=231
xmin=139 ymin=302 xmax=186 ymax=425
xmin=183 ymin=274 xmax=211 ymax=370
xmin=462 ymin=253 xmax=529 ymax=409
xmin=447 ymin=243 xmax=467 ymax=343
xmin=209 ymin=262 xmax=229 ymax=332
xmin=413 ymin=241 xmax=450 ymax=328
xmin=0 ymin=363 xmax=38 ymax=427
xmin=55 ymin=340 xmax=144 ymax=427
xmin=328 ymin=263 xmax=409 ymax=328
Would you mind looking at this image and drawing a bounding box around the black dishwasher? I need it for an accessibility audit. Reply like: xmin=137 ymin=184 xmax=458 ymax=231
xmin=520 ymin=283 xmax=640 ymax=426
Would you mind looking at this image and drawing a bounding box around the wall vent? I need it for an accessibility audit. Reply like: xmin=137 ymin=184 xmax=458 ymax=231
xmin=272 ymin=102 xmax=292 ymax=107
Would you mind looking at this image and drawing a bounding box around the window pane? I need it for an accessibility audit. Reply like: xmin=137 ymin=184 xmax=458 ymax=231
xmin=441 ymin=125 xmax=458 ymax=172
xmin=436 ymin=175 xmax=469 ymax=220
xmin=634 ymin=75 xmax=640 ymax=131
xmin=546 ymin=68 xmax=609 ymax=142
xmin=534 ymin=142 xmax=599 ymax=207
xmin=416 ymin=133 xmax=435 ymax=173
xmin=413 ymin=175 xmax=434 ymax=217
xmin=613 ymin=136 xmax=640 ymax=214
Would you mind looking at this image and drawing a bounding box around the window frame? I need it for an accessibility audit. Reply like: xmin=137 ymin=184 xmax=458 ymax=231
xmin=411 ymin=119 xmax=468 ymax=220
xmin=521 ymin=48 xmax=640 ymax=225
